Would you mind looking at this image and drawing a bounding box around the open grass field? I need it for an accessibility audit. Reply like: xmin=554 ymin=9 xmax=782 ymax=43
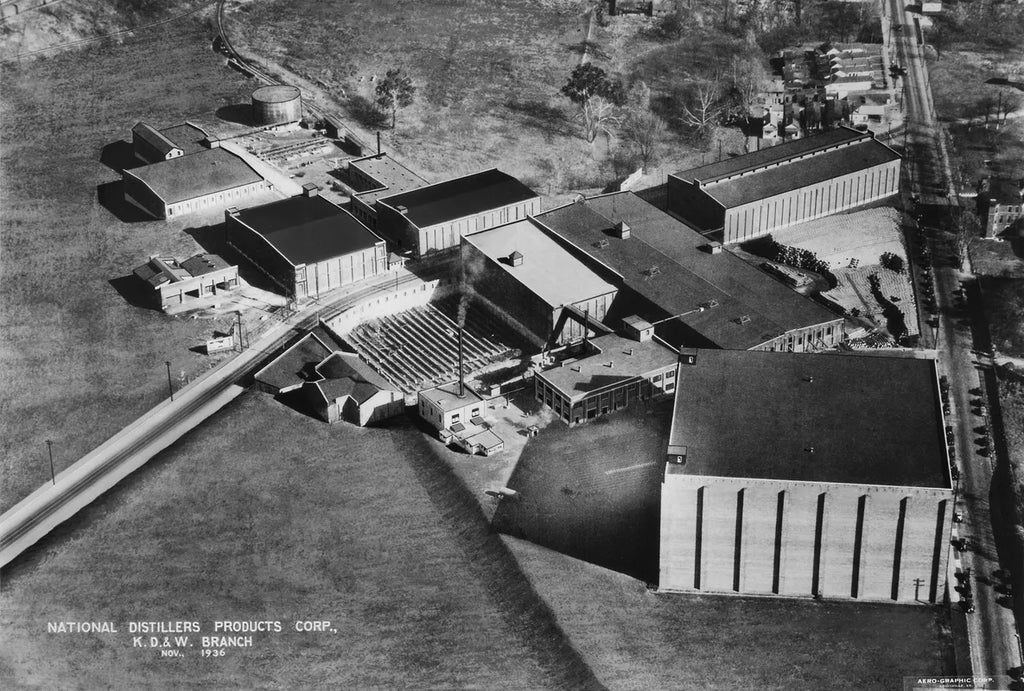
xmin=504 ymin=537 xmax=954 ymax=690
xmin=229 ymin=0 xmax=733 ymax=194
xmin=0 ymin=391 xmax=598 ymax=689
xmin=0 ymin=13 xmax=265 ymax=509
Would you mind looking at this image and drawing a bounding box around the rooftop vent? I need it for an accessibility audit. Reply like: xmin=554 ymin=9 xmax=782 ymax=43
xmin=302 ymin=182 xmax=319 ymax=197
xmin=698 ymin=299 xmax=719 ymax=311
xmin=615 ymin=220 xmax=631 ymax=240
xmin=804 ymin=375 xmax=815 ymax=383
xmin=396 ymin=204 xmax=409 ymax=215
xmin=594 ymin=239 xmax=610 ymax=249
xmin=510 ymin=250 xmax=524 ymax=267
xmin=642 ymin=265 xmax=661 ymax=279
xmin=737 ymin=315 xmax=752 ymax=325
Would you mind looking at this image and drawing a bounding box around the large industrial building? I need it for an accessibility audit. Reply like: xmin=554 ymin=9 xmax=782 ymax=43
xmin=375 ymin=169 xmax=542 ymax=257
xmin=226 ymin=189 xmax=388 ymax=301
xmin=660 ymin=349 xmax=953 ymax=603
xmin=461 ymin=217 xmax=619 ymax=347
xmin=668 ymin=127 xmax=901 ymax=244
xmin=123 ymin=147 xmax=268 ymax=220
xmin=535 ymin=192 xmax=844 ymax=352
xmin=533 ymin=331 xmax=678 ymax=426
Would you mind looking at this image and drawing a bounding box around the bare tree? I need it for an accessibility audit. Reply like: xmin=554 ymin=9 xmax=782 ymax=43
xmin=681 ymin=78 xmax=723 ymax=137
xmin=561 ymin=63 xmax=626 ymax=143
xmin=620 ymin=82 xmax=664 ymax=173
xmin=998 ymin=91 xmax=1022 ymax=124
xmin=729 ymin=54 xmax=769 ymax=117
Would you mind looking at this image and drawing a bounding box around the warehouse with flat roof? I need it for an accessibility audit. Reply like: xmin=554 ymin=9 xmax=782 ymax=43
xmin=668 ymin=126 xmax=901 ymax=243
xmin=535 ymin=192 xmax=843 ymax=352
xmin=123 ymin=147 xmax=268 ymax=220
xmin=226 ymin=190 xmax=387 ymax=301
xmin=461 ymin=217 xmax=618 ymax=347
xmin=660 ymin=348 xmax=953 ymax=603
xmin=376 ymin=169 xmax=541 ymax=257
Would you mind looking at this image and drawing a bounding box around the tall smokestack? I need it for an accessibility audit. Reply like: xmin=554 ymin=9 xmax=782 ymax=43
xmin=457 ymin=328 xmax=466 ymax=398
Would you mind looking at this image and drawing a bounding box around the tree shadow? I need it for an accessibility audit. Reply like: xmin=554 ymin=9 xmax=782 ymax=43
xmin=345 ymin=94 xmax=388 ymax=130
xmin=216 ymin=104 xmax=252 ymax=127
xmin=183 ymin=223 xmax=285 ymax=295
xmin=97 ymin=181 xmax=153 ymax=223
xmin=108 ymin=275 xmax=159 ymax=311
xmin=505 ymin=99 xmax=573 ymax=137
xmin=99 ymin=140 xmax=140 ymax=173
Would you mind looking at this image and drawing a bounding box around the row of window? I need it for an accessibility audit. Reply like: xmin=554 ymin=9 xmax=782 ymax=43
xmin=166 ymin=182 xmax=264 ymax=217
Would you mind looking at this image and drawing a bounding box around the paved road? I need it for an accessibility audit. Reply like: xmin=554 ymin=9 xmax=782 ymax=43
xmin=0 ymin=267 xmax=440 ymax=568
xmin=884 ymin=0 xmax=1024 ymax=680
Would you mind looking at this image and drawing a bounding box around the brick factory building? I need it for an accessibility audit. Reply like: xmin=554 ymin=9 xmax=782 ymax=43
xmin=345 ymin=153 xmax=429 ymax=228
xmin=668 ymin=127 xmax=901 ymax=244
xmin=226 ymin=189 xmax=387 ymax=301
xmin=461 ymin=217 xmax=619 ymax=347
xmin=535 ymin=192 xmax=844 ymax=351
xmin=660 ymin=349 xmax=953 ymax=603
xmin=533 ymin=332 xmax=678 ymax=425
xmin=375 ymin=169 xmax=541 ymax=257
xmin=123 ymin=147 xmax=268 ymax=220
xmin=132 ymin=253 xmax=239 ymax=311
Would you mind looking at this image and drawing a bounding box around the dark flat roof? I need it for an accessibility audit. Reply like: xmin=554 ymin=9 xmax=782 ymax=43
xmin=668 ymin=349 xmax=950 ymax=488
xmin=254 ymin=333 xmax=332 ymax=392
xmin=132 ymin=122 xmax=179 ymax=156
xmin=233 ymin=195 xmax=383 ymax=266
xmin=671 ymin=127 xmax=867 ymax=184
xmin=378 ymin=169 xmax=538 ymax=228
xmin=702 ymin=138 xmax=900 ymax=208
xmin=127 ymin=148 xmax=264 ymax=205
xmin=160 ymin=123 xmax=210 ymax=156
xmin=181 ymin=253 xmax=231 ymax=276
xmin=536 ymin=193 xmax=840 ymax=350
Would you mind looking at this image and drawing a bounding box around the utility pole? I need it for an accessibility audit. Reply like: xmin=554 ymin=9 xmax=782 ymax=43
xmin=165 ymin=361 xmax=174 ymax=401
xmin=46 ymin=439 xmax=55 ymax=485
xmin=236 ymin=311 xmax=243 ymax=352
xmin=913 ymin=577 xmax=924 ymax=602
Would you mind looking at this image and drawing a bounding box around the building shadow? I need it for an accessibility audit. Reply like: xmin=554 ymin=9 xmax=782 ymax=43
xmin=99 ymin=140 xmax=140 ymax=173
xmin=183 ymin=223 xmax=285 ymax=295
xmin=216 ymin=104 xmax=252 ymax=127
xmin=108 ymin=275 xmax=158 ymax=311
xmin=97 ymin=181 xmax=153 ymax=223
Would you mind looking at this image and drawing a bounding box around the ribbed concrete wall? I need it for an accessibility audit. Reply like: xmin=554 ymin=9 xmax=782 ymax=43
xmin=660 ymin=473 xmax=952 ymax=603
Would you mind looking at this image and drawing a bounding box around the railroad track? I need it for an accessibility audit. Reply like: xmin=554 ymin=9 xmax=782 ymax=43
xmin=214 ymin=0 xmax=369 ymax=152
xmin=0 ymin=271 xmax=426 ymax=568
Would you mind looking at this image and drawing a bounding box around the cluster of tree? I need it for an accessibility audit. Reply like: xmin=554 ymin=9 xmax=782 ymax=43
xmin=560 ymin=64 xmax=666 ymax=171
xmin=879 ymin=251 xmax=906 ymax=274
xmin=927 ymin=1 xmax=1024 ymax=56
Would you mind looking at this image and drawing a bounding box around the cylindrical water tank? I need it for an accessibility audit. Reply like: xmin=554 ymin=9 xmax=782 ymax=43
xmin=251 ymin=85 xmax=302 ymax=126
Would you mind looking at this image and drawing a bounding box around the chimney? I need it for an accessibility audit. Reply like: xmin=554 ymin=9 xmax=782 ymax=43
xmin=457 ymin=328 xmax=466 ymax=398
xmin=615 ymin=220 xmax=631 ymax=239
